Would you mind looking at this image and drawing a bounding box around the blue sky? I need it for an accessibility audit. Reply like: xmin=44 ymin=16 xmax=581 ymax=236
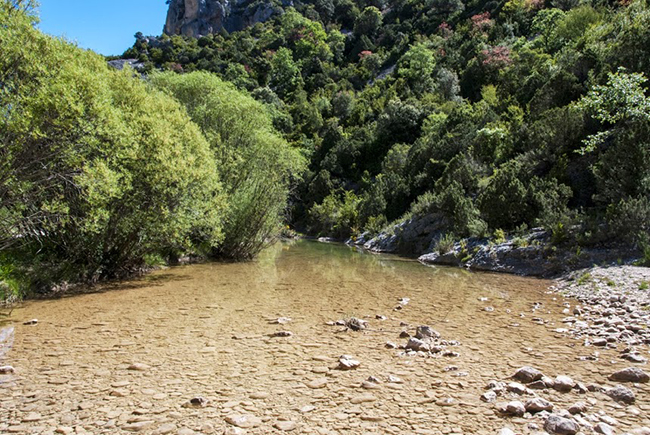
xmin=37 ymin=1 xmax=169 ymax=56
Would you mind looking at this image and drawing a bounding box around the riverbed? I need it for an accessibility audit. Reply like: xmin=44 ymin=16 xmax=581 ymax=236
xmin=1 ymin=240 xmax=648 ymax=434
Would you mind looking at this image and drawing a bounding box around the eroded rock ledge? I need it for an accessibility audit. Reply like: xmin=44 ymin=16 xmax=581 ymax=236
xmin=164 ymin=0 xmax=288 ymax=37
xmin=346 ymin=214 xmax=640 ymax=278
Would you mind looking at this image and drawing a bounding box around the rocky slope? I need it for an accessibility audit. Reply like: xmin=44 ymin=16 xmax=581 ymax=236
xmin=164 ymin=0 xmax=286 ymax=37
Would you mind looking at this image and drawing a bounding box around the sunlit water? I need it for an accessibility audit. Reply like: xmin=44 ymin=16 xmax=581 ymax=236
xmin=0 ymin=240 xmax=648 ymax=434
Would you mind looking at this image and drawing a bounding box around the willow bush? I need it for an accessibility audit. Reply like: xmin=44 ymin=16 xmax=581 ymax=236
xmin=0 ymin=2 xmax=225 ymax=293
xmin=150 ymin=71 xmax=306 ymax=260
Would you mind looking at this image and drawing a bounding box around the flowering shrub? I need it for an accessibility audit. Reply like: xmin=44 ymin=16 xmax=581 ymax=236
xmin=481 ymin=46 xmax=512 ymax=67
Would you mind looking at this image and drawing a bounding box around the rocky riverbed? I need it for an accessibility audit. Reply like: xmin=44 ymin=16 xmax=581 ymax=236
xmin=0 ymin=241 xmax=648 ymax=434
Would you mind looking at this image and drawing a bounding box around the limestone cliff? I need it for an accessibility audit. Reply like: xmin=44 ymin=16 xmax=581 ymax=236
xmin=164 ymin=0 xmax=286 ymax=37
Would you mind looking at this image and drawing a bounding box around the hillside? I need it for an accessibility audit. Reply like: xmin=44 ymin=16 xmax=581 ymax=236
xmin=121 ymin=0 xmax=650 ymax=263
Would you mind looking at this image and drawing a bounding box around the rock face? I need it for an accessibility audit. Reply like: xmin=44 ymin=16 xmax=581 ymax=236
xmin=164 ymin=0 xmax=284 ymax=37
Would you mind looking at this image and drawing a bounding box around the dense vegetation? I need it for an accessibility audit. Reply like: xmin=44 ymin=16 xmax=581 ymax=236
xmin=0 ymin=0 xmax=304 ymax=299
xmin=124 ymin=0 xmax=650 ymax=249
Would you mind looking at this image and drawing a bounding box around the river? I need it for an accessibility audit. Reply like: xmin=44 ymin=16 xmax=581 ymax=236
xmin=0 ymin=240 xmax=648 ymax=434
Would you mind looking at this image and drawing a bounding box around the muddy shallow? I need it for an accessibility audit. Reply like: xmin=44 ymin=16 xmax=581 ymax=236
xmin=1 ymin=240 xmax=648 ymax=434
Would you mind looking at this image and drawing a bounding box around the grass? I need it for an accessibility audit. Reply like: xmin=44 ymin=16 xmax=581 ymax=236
xmin=577 ymin=272 xmax=592 ymax=285
xmin=639 ymin=281 xmax=649 ymax=291
xmin=435 ymin=233 xmax=456 ymax=255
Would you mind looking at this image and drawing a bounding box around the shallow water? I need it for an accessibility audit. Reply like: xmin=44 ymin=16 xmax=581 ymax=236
xmin=1 ymin=240 xmax=648 ymax=434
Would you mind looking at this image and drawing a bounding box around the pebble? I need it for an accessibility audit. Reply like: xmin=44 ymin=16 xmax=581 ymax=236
xmin=183 ymin=397 xmax=208 ymax=408
xmin=306 ymin=378 xmax=328 ymax=389
xmin=480 ymin=391 xmax=497 ymax=403
xmin=415 ymin=325 xmax=440 ymax=339
xmin=274 ymin=421 xmax=297 ymax=431
xmin=350 ymin=394 xmax=376 ymax=404
xmin=225 ymin=415 xmax=262 ymax=429
xmin=0 ymin=365 xmax=15 ymax=374
xmin=337 ymin=355 xmax=360 ymax=370
xmin=155 ymin=423 xmax=176 ymax=434
xmin=127 ymin=363 xmax=150 ymax=371
xmin=436 ymin=397 xmax=456 ymax=407
xmin=122 ymin=421 xmax=155 ymax=432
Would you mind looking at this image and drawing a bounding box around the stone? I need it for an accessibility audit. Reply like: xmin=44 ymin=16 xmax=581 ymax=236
xmin=595 ymin=422 xmax=614 ymax=435
xmin=622 ymin=353 xmax=648 ymax=364
xmin=274 ymin=421 xmax=297 ymax=431
xmin=553 ymin=375 xmax=575 ymax=392
xmin=568 ymin=402 xmax=587 ymax=415
xmin=337 ymin=355 xmax=360 ymax=370
xmin=406 ymin=338 xmax=429 ymax=352
xmin=0 ymin=365 xmax=15 ymax=374
xmin=225 ymin=415 xmax=262 ymax=429
xmin=525 ymin=398 xmax=554 ymax=413
xmin=350 ymin=394 xmax=376 ymax=404
xmin=499 ymin=429 xmax=515 ymax=435
xmin=127 ymin=363 xmax=150 ymax=371
xmin=155 ymin=423 xmax=177 ymax=434
xmin=361 ymin=381 xmax=380 ymax=390
xmin=345 ymin=317 xmax=368 ymax=331
xmin=499 ymin=401 xmax=525 ymax=417
xmin=249 ymin=392 xmax=270 ymax=399
xmin=306 ymin=378 xmax=328 ymax=389
xmin=415 ymin=326 xmax=440 ymax=339
xmin=506 ymin=382 xmax=528 ymax=395
xmin=609 ymin=367 xmax=649 ymax=383
xmin=606 ymin=385 xmax=635 ymax=404
xmin=513 ymin=366 xmax=543 ymax=383
xmin=436 ymin=397 xmax=456 ymax=407
xmin=23 ymin=319 xmax=38 ymax=325
xmin=386 ymin=375 xmax=402 ymax=383
xmin=183 ymin=396 xmax=208 ymax=408
xmin=271 ymin=331 xmax=293 ymax=337
xmin=544 ymin=415 xmax=579 ymax=435
xmin=272 ymin=317 xmax=292 ymax=324
xmin=122 ymin=421 xmax=155 ymax=432
xmin=480 ymin=391 xmax=497 ymax=403
xmin=22 ymin=412 xmax=42 ymax=422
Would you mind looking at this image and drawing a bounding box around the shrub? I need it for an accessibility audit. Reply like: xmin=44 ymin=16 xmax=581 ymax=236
xmin=308 ymin=190 xmax=361 ymax=239
xmin=435 ymin=233 xmax=456 ymax=255
xmin=150 ymin=71 xmax=306 ymax=259
xmin=0 ymin=3 xmax=225 ymax=291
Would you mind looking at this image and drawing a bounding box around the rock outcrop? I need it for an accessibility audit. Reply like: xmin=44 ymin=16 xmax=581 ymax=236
xmin=164 ymin=0 xmax=286 ymax=37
